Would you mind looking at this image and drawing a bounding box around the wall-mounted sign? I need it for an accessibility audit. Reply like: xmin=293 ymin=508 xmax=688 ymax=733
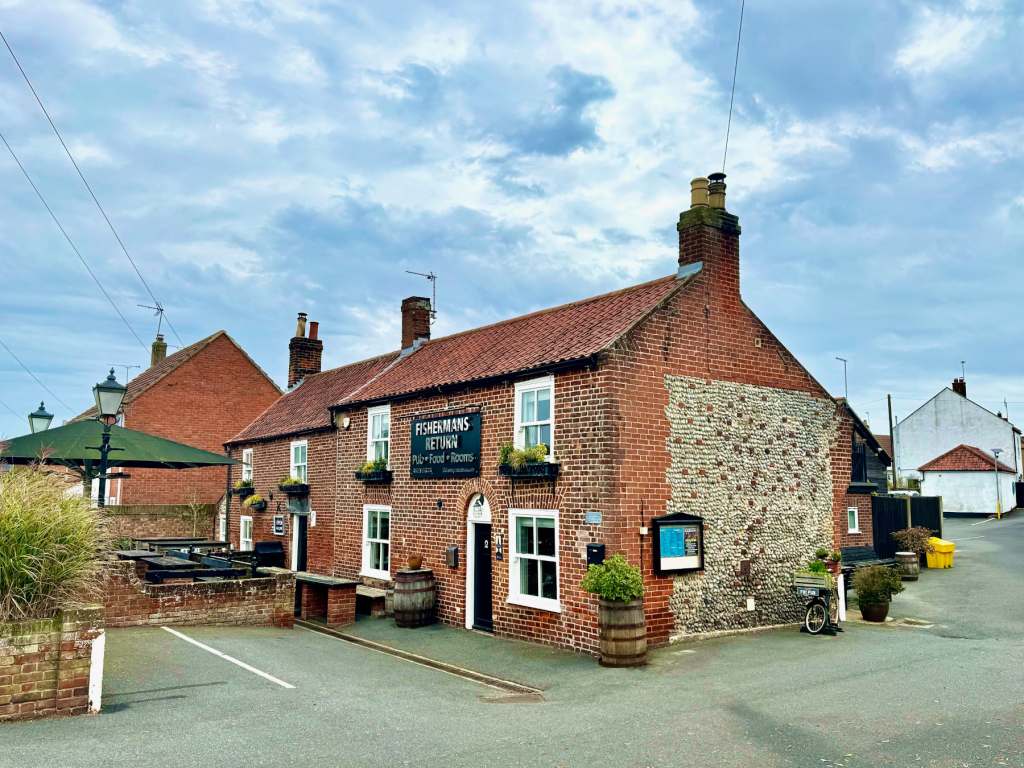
xmin=651 ymin=512 xmax=704 ymax=574
xmin=410 ymin=412 xmax=481 ymax=479
xmin=272 ymin=515 xmax=285 ymax=536
xmin=585 ymin=510 xmax=602 ymax=525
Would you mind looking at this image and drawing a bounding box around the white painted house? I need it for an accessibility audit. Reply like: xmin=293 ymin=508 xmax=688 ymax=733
xmin=893 ymin=379 xmax=1022 ymax=485
xmin=919 ymin=444 xmax=1017 ymax=516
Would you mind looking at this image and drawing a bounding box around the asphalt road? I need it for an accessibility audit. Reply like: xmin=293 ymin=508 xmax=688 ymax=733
xmin=2 ymin=515 xmax=1022 ymax=768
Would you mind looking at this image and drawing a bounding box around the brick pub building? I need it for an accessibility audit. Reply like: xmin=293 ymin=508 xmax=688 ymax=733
xmin=226 ymin=174 xmax=876 ymax=654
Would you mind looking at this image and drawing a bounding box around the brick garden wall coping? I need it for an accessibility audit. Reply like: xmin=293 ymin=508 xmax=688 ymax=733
xmin=0 ymin=606 xmax=103 ymax=722
xmin=102 ymin=560 xmax=295 ymax=629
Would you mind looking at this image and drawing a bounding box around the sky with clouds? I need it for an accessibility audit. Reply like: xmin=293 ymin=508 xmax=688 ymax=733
xmin=0 ymin=0 xmax=1021 ymax=438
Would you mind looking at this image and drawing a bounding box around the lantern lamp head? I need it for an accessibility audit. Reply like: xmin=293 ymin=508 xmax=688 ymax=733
xmin=28 ymin=401 xmax=54 ymax=434
xmin=93 ymin=368 xmax=127 ymax=420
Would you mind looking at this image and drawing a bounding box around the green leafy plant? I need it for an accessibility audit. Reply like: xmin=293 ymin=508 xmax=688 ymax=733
xmin=233 ymin=479 xmax=253 ymax=490
xmin=829 ymin=550 xmax=842 ymax=563
xmin=852 ymin=565 xmax=904 ymax=604
xmin=111 ymin=537 xmax=135 ymax=551
xmin=357 ymin=457 xmax=388 ymax=474
xmin=279 ymin=476 xmax=306 ymax=486
xmin=892 ymin=527 xmax=935 ymax=555
xmin=814 ymin=547 xmax=830 ymax=560
xmin=581 ymin=554 xmax=644 ymax=603
xmin=501 ymin=443 xmax=549 ymax=469
xmin=242 ymin=493 xmax=265 ymax=508
xmin=803 ymin=559 xmax=828 ymax=575
xmin=0 ymin=467 xmax=107 ymax=621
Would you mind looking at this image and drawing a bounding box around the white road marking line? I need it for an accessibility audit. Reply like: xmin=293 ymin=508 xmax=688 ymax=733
xmin=949 ymin=536 xmax=984 ymax=542
xmin=970 ymin=517 xmax=994 ymax=526
xmin=161 ymin=627 xmax=295 ymax=689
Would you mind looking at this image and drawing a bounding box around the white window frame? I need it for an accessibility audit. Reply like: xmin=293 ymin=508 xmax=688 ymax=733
xmin=218 ymin=511 xmax=227 ymax=542
xmin=239 ymin=515 xmax=254 ymax=551
xmin=513 ymin=375 xmax=554 ymax=458
xmin=847 ymin=506 xmax=860 ymax=534
xmin=366 ymin=405 xmax=391 ymax=467
xmin=361 ymin=505 xmax=391 ymax=580
xmin=241 ymin=448 xmax=253 ymax=483
xmin=507 ymin=508 xmax=560 ymax=613
xmin=290 ymin=440 xmax=308 ymax=482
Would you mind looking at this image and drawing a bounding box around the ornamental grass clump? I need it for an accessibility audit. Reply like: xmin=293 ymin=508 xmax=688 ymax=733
xmin=0 ymin=467 xmax=107 ymax=622
xmin=581 ymin=554 xmax=644 ymax=603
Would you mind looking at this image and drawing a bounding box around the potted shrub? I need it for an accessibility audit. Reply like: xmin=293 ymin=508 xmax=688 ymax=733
xmin=243 ymin=493 xmax=267 ymax=512
xmin=852 ymin=565 xmax=904 ymax=622
xmin=232 ymin=479 xmax=254 ymax=499
xmin=892 ymin=527 xmax=934 ymax=579
xmin=355 ymin=458 xmax=392 ymax=484
xmin=497 ymin=442 xmax=559 ymax=479
xmin=581 ymin=554 xmax=646 ymax=667
xmin=826 ymin=550 xmax=842 ymax=575
xmin=278 ymin=476 xmax=310 ymax=496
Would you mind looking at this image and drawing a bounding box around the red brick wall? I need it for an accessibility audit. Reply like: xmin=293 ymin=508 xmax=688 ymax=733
xmin=832 ymin=409 xmax=876 ymax=549
xmin=116 ymin=334 xmax=280 ymax=506
xmin=0 ymin=608 xmax=102 ymax=721
xmin=102 ymin=560 xmax=294 ymax=628
xmin=225 ymin=430 xmax=336 ymax=570
xmin=103 ymin=504 xmax=216 ymax=541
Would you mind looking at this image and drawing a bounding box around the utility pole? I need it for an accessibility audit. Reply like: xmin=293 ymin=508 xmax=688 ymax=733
xmin=991 ymin=448 xmax=1003 ymax=520
xmin=887 ymin=394 xmax=897 ymax=491
xmin=835 ymin=356 xmax=848 ymax=400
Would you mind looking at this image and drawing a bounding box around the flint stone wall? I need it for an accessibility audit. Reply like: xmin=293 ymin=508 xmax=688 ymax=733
xmin=665 ymin=376 xmax=836 ymax=637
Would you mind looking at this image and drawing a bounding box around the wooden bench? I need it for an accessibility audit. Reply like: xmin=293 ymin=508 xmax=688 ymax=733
xmin=295 ymin=572 xmax=358 ymax=627
xmin=356 ymin=585 xmax=389 ymax=616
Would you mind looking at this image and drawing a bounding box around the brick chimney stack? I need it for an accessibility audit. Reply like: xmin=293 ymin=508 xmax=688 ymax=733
xmin=150 ymin=333 xmax=167 ymax=367
xmin=288 ymin=312 xmax=323 ymax=388
xmin=677 ymin=172 xmax=741 ymax=298
xmin=952 ymin=377 xmax=967 ymax=397
xmin=401 ymin=296 xmax=432 ymax=351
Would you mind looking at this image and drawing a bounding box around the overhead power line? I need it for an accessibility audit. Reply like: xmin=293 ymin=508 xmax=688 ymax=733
xmin=0 ymin=394 xmax=21 ymax=420
xmin=0 ymin=130 xmax=148 ymax=351
xmin=0 ymin=334 xmax=73 ymax=411
xmin=0 ymin=28 xmax=184 ymax=347
xmin=721 ymin=0 xmax=746 ymax=173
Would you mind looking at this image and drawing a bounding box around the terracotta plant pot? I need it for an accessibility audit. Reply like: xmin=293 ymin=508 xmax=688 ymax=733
xmin=826 ymin=560 xmax=841 ymax=575
xmin=406 ymin=554 xmax=423 ymax=570
xmin=859 ymin=601 xmax=890 ymax=622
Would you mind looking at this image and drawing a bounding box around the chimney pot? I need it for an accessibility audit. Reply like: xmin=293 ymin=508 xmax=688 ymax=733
xmin=690 ymin=177 xmax=710 ymax=208
xmin=295 ymin=312 xmax=308 ymax=338
xmin=952 ymin=377 xmax=967 ymax=397
xmin=308 ymin=321 xmax=319 ymax=341
xmin=401 ymin=296 xmax=432 ymax=350
xmin=150 ymin=333 xmax=168 ymax=367
xmin=707 ymin=172 xmax=727 ymax=209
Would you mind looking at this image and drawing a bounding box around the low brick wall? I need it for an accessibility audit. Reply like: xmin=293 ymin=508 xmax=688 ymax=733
xmin=103 ymin=504 xmax=217 ymax=542
xmin=0 ymin=607 xmax=103 ymax=721
xmin=103 ymin=560 xmax=294 ymax=628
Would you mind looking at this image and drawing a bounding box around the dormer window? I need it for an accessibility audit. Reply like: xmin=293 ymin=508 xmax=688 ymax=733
xmin=514 ymin=376 xmax=554 ymax=458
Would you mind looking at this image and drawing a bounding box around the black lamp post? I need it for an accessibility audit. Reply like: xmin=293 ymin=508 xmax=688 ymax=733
xmin=92 ymin=369 xmax=127 ymax=508
xmin=28 ymin=401 xmax=54 ymax=434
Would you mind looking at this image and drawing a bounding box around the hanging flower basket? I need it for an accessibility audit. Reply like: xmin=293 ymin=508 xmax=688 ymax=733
xmin=498 ymin=462 xmax=560 ymax=480
xmin=278 ymin=482 xmax=310 ymax=496
xmin=355 ymin=469 xmax=393 ymax=484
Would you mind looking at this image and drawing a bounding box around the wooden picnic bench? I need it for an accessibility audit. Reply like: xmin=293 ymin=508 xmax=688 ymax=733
xmin=143 ymin=568 xmax=246 ymax=584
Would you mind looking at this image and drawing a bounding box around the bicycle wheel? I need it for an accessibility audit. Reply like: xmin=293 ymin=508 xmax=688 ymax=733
xmin=804 ymin=600 xmax=827 ymax=634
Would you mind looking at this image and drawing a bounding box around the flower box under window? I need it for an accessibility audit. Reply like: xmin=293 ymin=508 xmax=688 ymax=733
xmin=278 ymin=482 xmax=310 ymax=496
xmin=499 ymin=462 xmax=560 ymax=480
xmin=233 ymin=485 xmax=254 ymax=498
xmin=355 ymin=469 xmax=393 ymax=484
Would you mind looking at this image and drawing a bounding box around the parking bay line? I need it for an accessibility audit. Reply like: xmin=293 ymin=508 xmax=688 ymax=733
xmin=161 ymin=626 xmax=295 ymax=689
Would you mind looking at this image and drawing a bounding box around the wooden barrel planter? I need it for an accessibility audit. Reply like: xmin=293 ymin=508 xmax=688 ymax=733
xmin=896 ymin=551 xmax=920 ymax=581
xmin=394 ymin=569 xmax=437 ymax=628
xmin=598 ymin=599 xmax=647 ymax=667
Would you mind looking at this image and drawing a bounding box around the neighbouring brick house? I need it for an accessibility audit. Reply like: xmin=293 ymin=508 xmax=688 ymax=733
xmin=835 ymin=399 xmax=891 ymax=550
xmin=77 ymin=331 xmax=279 ymax=537
xmin=226 ymin=173 xmax=873 ymax=654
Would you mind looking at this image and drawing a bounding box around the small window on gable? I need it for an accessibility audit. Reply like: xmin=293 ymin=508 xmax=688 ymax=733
xmin=847 ymin=506 xmax=860 ymax=534
xmin=290 ymin=441 xmax=307 ymax=482
xmin=514 ymin=376 xmax=554 ymax=458
xmin=367 ymin=405 xmax=390 ymax=467
xmin=241 ymin=448 xmax=253 ymax=483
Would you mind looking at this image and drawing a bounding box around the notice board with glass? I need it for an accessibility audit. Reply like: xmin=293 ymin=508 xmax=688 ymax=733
xmin=651 ymin=512 xmax=704 ymax=574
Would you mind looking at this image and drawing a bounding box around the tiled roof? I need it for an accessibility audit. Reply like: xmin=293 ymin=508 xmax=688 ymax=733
xmin=228 ymin=352 xmax=399 ymax=443
xmin=876 ymin=434 xmax=892 ymax=458
xmin=339 ymin=274 xmax=686 ymax=407
xmin=918 ymin=444 xmax=1015 ymax=473
xmin=75 ymin=331 xmax=279 ymax=420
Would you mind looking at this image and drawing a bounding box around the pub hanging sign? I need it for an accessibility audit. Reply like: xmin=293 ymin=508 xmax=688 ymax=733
xmin=651 ymin=511 xmax=704 ymax=575
xmin=410 ymin=411 xmax=482 ymax=479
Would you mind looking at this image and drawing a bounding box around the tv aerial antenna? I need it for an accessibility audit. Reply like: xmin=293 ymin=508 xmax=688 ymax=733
xmin=138 ymin=303 xmax=166 ymax=337
xmin=111 ymin=363 xmax=140 ymax=382
xmin=405 ymin=270 xmax=438 ymax=321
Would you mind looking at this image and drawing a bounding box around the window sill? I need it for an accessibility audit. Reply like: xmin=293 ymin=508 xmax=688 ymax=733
xmin=848 ymin=529 xmax=861 ymax=535
xmin=507 ymin=595 xmax=561 ymax=614
xmin=360 ymin=568 xmax=391 ymax=581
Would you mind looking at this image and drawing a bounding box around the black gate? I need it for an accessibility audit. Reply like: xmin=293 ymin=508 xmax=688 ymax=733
xmin=910 ymin=496 xmax=943 ymax=537
xmin=871 ymin=495 xmax=910 ymax=559
xmin=1016 ymin=482 xmax=1024 ymax=510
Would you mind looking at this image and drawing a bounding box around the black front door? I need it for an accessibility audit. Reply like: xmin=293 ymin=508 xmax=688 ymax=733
xmin=473 ymin=524 xmax=493 ymax=632
xmin=292 ymin=514 xmax=309 ymax=616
